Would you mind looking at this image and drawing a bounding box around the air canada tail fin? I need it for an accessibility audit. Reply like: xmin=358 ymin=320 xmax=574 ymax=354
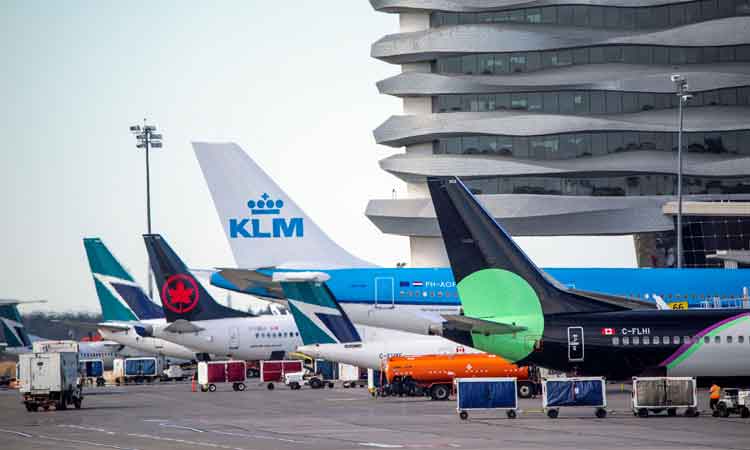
xmin=143 ymin=234 xmax=251 ymax=322
xmin=0 ymin=300 xmax=32 ymax=349
xmin=83 ymin=238 xmax=164 ymax=321
xmin=272 ymin=272 xmax=361 ymax=345
xmin=427 ymin=177 xmax=627 ymax=317
xmin=192 ymin=142 xmax=375 ymax=269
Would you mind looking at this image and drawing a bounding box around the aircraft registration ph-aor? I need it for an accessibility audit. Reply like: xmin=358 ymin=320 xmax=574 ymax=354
xmin=83 ymin=238 xmax=199 ymax=363
xmin=194 ymin=142 xmax=749 ymax=335
xmin=272 ymin=271 xmax=481 ymax=370
xmin=428 ymin=177 xmax=750 ymax=381
xmin=143 ymin=234 xmax=302 ymax=361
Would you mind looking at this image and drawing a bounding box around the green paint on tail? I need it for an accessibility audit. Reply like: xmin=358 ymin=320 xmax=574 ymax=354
xmin=457 ymin=268 xmax=544 ymax=362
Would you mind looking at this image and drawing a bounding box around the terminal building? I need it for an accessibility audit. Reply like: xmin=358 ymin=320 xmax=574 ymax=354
xmin=366 ymin=0 xmax=750 ymax=268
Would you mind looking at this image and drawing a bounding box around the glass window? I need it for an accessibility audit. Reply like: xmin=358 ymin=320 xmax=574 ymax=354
xmin=527 ymin=52 xmax=541 ymax=72
xmin=612 ymin=336 xmax=620 ymax=345
xmin=541 ymin=7 xmax=557 ymax=24
xmin=461 ymin=55 xmax=477 ymax=74
xmin=528 ymin=92 xmax=543 ymax=112
xmin=653 ymin=336 xmax=661 ymax=345
xmin=604 ymin=8 xmax=620 ymax=28
xmin=510 ymin=54 xmax=527 ymax=72
xmin=739 ymin=336 xmax=745 ymax=344
xmin=478 ymin=55 xmax=494 ymax=75
xmin=643 ymin=336 xmax=650 ymax=345
xmin=573 ymin=5 xmax=588 ymax=26
xmin=590 ymin=92 xmax=605 ymax=114
xmin=590 ymin=47 xmax=605 ymax=63
xmin=605 ymin=46 xmax=623 ymax=62
xmin=606 ymin=92 xmax=622 ymax=114
xmin=633 ymin=336 xmax=640 ymax=345
xmin=669 ymin=4 xmax=686 ymax=26
xmin=558 ymin=5 xmax=574 ymax=25
xmin=559 ymin=92 xmax=575 ymax=114
xmin=673 ymin=336 xmax=681 ymax=344
xmin=715 ymin=335 xmax=721 ymax=344
xmin=526 ymin=8 xmax=542 ymax=23
xmin=622 ymin=336 xmax=630 ymax=345
xmin=589 ymin=6 xmax=605 ymax=27
xmin=573 ymin=48 xmax=589 ymax=65
xmin=543 ymin=92 xmax=559 ymax=113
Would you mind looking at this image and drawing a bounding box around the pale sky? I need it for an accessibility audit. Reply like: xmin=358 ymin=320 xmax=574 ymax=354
xmin=0 ymin=1 xmax=636 ymax=313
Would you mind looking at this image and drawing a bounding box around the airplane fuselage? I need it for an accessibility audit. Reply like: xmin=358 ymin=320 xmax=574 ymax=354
xmin=97 ymin=319 xmax=197 ymax=363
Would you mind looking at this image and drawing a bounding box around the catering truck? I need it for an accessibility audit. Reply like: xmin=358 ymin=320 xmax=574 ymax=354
xmin=383 ymin=353 xmax=537 ymax=401
xmin=18 ymin=350 xmax=83 ymax=411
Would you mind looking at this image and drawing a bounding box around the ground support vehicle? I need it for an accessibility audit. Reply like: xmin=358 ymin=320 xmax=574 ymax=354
xmin=339 ymin=363 xmax=366 ymax=388
xmin=113 ymin=357 xmax=163 ymax=385
xmin=542 ymin=377 xmax=607 ymax=418
xmin=18 ymin=351 xmax=83 ymax=412
xmin=162 ymin=365 xmax=193 ymax=382
xmin=79 ymin=359 xmax=105 ymax=387
xmin=456 ymin=377 xmax=518 ymax=420
xmin=382 ymin=354 xmax=537 ymax=401
xmin=284 ymin=370 xmax=335 ymax=390
xmin=198 ymin=361 xmax=246 ymax=392
xmin=714 ymin=388 xmax=750 ymax=418
xmin=632 ymin=377 xmax=699 ymax=417
xmin=260 ymin=360 xmax=303 ymax=390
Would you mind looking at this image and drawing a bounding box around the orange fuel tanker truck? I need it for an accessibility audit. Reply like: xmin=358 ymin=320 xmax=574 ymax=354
xmin=382 ymin=353 xmax=537 ymax=401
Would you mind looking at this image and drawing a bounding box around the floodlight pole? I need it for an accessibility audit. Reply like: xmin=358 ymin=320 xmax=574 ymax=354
xmin=672 ymin=76 xmax=690 ymax=269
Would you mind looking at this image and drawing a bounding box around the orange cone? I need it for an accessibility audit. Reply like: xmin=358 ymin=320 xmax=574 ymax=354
xmin=191 ymin=375 xmax=197 ymax=392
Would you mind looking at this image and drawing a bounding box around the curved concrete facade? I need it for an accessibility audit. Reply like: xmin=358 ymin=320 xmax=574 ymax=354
xmin=367 ymin=1 xmax=750 ymax=268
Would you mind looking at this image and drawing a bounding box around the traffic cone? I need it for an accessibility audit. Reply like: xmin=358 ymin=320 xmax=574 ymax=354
xmin=191 ymin=375 xmax=197 ymax=392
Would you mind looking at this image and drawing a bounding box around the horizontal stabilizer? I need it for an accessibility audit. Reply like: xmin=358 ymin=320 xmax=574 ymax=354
xmin=567 ymin=289 xmax=658 ymax=310
xmin=0 ymin=299 xmax=47 ymax=306
xmin=96 ymin=322 xmax=132 ymax=332
xmin=163 ymin=319 xmax=205 ymax=333
xmin=271 ymin=272 xmax=331 ymax=283
xmin=212 ymin=268 xmax=286 ymax=301
xmin=441 ymin=315 xmax=528 ymax=336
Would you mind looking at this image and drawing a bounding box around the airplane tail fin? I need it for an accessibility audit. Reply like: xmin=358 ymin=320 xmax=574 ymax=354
xmin=143 ymin=234 xmax=250 ymax=322
xmin=192 ymin=142 xmax=374 ymax=269
xmin=83 ymin=238 xmax=164 ymax=321
xmin=0 ymin=300 xmax=32 ymax=349
xmin=427 ymin=177 xmax=627 ymax=318
xmin=272 ymin=272 xmax=361 ymax=345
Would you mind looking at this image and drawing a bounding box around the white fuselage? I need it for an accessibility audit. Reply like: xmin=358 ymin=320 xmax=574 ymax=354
xmin=5 ymin=341 xmax=147 ymax=371
xmin=297 ymin=325 xmax=482 ymax=369
xmin=97 ymin=319 xmax=197 ymax=363
xmin=152 ymin=314 xmax=301 ymax=361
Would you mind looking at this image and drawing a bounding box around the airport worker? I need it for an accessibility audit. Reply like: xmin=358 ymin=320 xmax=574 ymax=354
xmin=710 ymin=383 xmax=721 ymax=410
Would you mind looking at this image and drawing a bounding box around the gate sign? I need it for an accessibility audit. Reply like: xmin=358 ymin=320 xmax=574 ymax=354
xmin=567 ymin=326 xmax=584 ymax=362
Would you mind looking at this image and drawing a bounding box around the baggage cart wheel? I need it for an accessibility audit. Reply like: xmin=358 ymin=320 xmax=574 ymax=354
xmin=506 ymin=410 xmax=517 ymax=419
xmin=547 ymin=409 xmax=559 ymax=419
xmin=24 ymin=403 xmax=34 ymax=412
xmin=267 ymin=382 xmax=275 ymax=390
xmin=232 ymin=383 xmax=238 ymax=391
xmin=236 ymin=383 xmax=246 ymax=392
xmin=43 ymin=405 xmax=50 ymax=411
xmin=459 ymin=411 xmax=468 ymax=420
xmin=517 ymin=382 xmax=534 ymax=399
xmin=637 ymin=408 xmax=648 ymax=418
xmin=74 ymin=398 xmax=82 ymax=409
xmin=685 ymin=407 xmax=699 ymax=417
xmin=328 ymin=382 xmax=334 ymax=389
xmin=289 ymin=382 xmax=300 ymax=390
xmin=740 ymin=406 xmax=750 ymax=418
xmin=310 ymin=378 xmax=323 ymax=389
xmin=595 ymin=408 xmax=607 ymax=419
xmin=208 ymin=384 xmax=217 ymax=392
xmin=200 ymin=385 xmax=208 ymax=392
xmin=667 ymin=408 xmax=677 ymax=417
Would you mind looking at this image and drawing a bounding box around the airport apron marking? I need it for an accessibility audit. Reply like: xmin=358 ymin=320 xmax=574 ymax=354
xmin=660 ymin=313 xmax=750 ymax=369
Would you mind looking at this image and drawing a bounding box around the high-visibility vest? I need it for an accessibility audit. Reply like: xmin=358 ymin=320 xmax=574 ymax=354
xmin=710 ymin=385 xmax=721 ymax=399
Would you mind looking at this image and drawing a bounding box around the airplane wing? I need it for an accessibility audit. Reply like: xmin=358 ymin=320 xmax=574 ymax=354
xmin=441 ymin=315 xmax=528 ymax=336
xmin=213 ymin=268 xmax=286 ymax=302
xmin=96 ymin=322 xmax=132 ymax=332
xmin=0 ymin=299 xmax=47 ymax=306
xmin=162 ymin=319 xmax=205 ymax=333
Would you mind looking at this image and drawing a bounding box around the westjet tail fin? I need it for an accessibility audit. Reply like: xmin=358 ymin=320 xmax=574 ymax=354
xmin=192 ymin=142 xmax=375 ymax=269
xmin=144 ymin=234 xmax=251 ymax=322
xmin=0 ymin=301 xmax=33 ymax=350
xmin=272 ymin=272 xmax=361 ymax=345
xmin=427 ymin=177 xmax=627 ymax=317
xmin=83 ymin=238 xmax=164 ymax=321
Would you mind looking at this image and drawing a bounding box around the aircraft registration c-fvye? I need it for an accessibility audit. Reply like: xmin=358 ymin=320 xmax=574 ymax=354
xmin=427 ymin=176 xmax=750 ymax=380
xmin=192 ymin=142 xmax=750 ymax=336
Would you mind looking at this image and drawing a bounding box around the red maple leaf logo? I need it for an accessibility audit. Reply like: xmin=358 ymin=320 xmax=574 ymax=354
xmin=162 ymin=274 xmax=199 ymax=314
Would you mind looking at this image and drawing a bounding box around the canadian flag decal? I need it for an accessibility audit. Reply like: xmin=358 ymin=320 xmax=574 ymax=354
xmin=601 ymin=327 xmax=615 ymax=336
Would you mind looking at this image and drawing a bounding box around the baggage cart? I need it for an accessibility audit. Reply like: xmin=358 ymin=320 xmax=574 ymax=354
xmin=260 ymin=360 xmax=303 ymax=390
xmin=113 ymin=357 xmax=162 ymax=384
xmin=197 ymin=361 xmax=246 ymax=392
xmin=79 ymin=359 xmax=105 ymax=387
xmin=542 ymin=377 xmax=607 ymax=418
xmin=632 ymin=377 xmax=699 ymax=417
xmin=455 ymin=377 xmax=518 ymax=420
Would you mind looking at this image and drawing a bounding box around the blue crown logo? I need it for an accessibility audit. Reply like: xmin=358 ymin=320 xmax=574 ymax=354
xmin=248 ymin=193 xmax=284 ymax=215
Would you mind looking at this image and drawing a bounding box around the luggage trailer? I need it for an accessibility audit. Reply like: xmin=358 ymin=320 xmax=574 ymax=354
xmin=631 ymin=377 xmax=700 ymax=417
xmin=456 ymin=377 xmax=519 ymax=420
xmin=197 ymin=361 xmax=247 ymax=392
xmin=542 ymin=377 xmax=607 ymax=419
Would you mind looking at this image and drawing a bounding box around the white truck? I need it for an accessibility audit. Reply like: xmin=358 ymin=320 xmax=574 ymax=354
xmin=18 ymin=351 xmax=83 ymax=412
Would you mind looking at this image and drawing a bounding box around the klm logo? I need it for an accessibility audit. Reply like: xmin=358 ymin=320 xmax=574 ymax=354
xmin=229 ymin=193 xmax=304 ymax=239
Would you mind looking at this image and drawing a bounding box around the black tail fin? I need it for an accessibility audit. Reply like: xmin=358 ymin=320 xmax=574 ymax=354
xmin=428 ymin=177 xmax=626 ymax=315
xmin=143 ymin=234 xmax=250 ymax=322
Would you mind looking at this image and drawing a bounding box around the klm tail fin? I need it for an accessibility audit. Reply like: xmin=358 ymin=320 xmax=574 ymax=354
xmin=83 ymin=238 xmax=164 ymax=321
xmin=0 ymin=300 xmax=32 ymax=349
xmin=272 ymin=272 xmax=361 ymax=345
xmin=143 ymin=234 xmax=251 ymax=322
xmin=192 ymin=142 xmax=374 ymax=269
xmin=427 ymin=177 xmax=626 ymax=317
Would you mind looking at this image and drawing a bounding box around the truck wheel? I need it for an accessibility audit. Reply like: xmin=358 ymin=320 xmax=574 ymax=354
xmin=459 ymin=411 xmax=468 ymax=420
xmin=236 ymin=383 xmax=246 ymax=392
xmin=596 ymin=408 xmax=607 ymax=419
xmin=208 ymin=384 xmax=217 ymax=392
xmin=310 ymin=378 xmax=322 ymax=389
xmin=741 ymin=407 xmax=750 ymax=418
xmin=74 ymin=398 xmax=82 ymax=409
xmin=289 ymin=382 xmax=300 ymax=390
xmin=719 ymin=403 xmax=730 ymax=418
xmin=637 ymin=408 xmax=648 ymax=418
xmin=547 ymin=409 xmax=559 ymax=419
xmin=517 ymin=382 xmax=534 ymax=399
xmin=267 ymin=382 xmax=275 ymax=390
xmin=430 ymin=384 xmax=450 ymax=401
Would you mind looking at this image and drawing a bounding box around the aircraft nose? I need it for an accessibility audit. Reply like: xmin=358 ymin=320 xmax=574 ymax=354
xmin=296 ymin=344 xmax=320 ymax=358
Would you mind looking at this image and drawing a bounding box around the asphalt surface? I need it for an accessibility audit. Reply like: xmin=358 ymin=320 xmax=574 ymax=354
xmin=0 ymin=382 xmax=748 ymax=450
